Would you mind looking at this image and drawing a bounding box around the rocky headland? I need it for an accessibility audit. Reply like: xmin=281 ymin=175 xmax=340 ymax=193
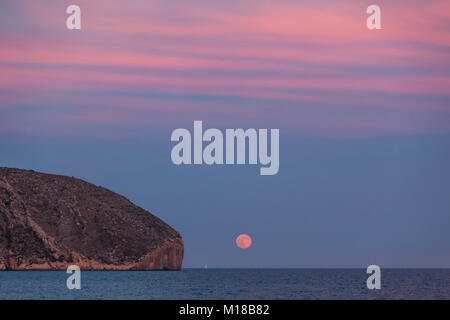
xmin=0 ymin=167 xmax=183 ymax=270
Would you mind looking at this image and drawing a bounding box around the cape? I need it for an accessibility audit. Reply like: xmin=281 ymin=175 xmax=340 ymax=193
xmin=0 ymin=167 xmax=183 ymax=270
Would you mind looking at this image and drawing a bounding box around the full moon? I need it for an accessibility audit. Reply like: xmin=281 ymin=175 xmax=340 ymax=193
xmin=236 ymin=234 xmax=252 ymax=249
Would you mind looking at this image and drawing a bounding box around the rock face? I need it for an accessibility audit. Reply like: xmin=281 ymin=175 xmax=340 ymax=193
xmin=0 ymin=167 xmax=183 ymax=270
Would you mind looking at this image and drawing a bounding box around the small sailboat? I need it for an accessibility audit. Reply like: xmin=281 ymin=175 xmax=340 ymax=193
xmin=204 ymin=264 xmax=208 ymax=269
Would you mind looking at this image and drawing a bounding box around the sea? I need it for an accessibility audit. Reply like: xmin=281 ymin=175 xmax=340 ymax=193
xmin=0 ymin=269 xmax=449 ymax=300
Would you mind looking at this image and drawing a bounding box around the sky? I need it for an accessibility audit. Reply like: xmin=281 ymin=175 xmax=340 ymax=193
xmin=1 ymin=0 xmax=450 ymax=267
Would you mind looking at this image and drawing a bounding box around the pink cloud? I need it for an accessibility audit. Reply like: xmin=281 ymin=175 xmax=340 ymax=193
xmin=1 ymin=0 xmax=449 ymax=136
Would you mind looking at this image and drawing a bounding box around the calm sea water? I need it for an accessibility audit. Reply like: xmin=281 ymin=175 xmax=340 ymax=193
xmin=0 ymin=269 xmax=449 ymax=300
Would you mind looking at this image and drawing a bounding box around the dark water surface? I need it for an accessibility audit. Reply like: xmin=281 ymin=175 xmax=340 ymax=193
xmin=0 ymin=269 xmax=449 ymax=300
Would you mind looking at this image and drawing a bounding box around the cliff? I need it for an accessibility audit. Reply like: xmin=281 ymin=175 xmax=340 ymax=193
xmin=0 ymin=167 xmax=183 ymax=270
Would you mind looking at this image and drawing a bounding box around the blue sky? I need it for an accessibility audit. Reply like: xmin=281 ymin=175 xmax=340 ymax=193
xmin=1 ymin=131 xmax=449 ymax=267
xmin=1 ymin=1 xmax=450 ymax=267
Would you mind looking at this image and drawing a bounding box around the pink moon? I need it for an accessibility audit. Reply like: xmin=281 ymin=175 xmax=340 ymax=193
xmin=236 ymin=234 xmax=252 ymax=249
